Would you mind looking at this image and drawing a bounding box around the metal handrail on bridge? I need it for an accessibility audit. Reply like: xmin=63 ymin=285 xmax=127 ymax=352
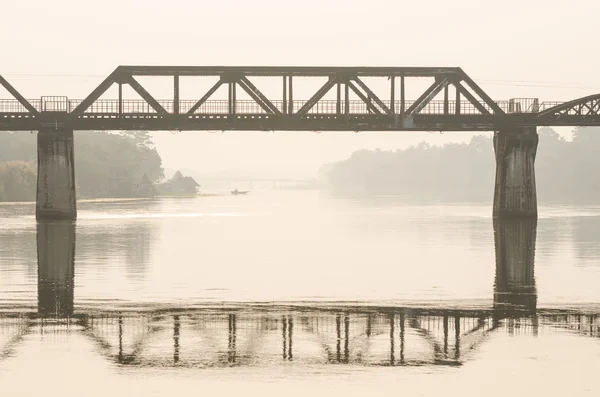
xmin=0 ymin=98 xmax=563 ymax=115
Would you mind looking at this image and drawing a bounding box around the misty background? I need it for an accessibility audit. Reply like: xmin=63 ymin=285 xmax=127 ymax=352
xmin=2 ymin=0 xmax=600 ymax=199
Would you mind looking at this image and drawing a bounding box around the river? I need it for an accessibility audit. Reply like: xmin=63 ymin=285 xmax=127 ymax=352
xmin=0 ymin=190 xmax=599 ymax=396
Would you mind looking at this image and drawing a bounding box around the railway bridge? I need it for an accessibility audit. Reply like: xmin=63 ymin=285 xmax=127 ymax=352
xmin=2 ymin=66 xmax=600 ymax=219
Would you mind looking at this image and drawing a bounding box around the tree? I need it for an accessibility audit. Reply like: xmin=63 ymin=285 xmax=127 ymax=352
xmin=0 ymin=161 xmax=37 ymax=202
xmin=0 ymin=130 xmax=164 ymax=201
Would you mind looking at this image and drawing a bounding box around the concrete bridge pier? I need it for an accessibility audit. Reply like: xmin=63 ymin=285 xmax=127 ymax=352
xmin=36 ymin=128 xmax=77 ymax=220
xmin=492 ymin=127 xmax=538 ymax=219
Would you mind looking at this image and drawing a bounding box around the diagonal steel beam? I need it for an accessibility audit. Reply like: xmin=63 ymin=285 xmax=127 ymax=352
xmin=0 ymin=75 xmax=40 ymax=115
xmin=296 ymin=77 xmax=338 ymax=115
xmin=186 ymin=79 xmax=223 ymax=115
xmin=346 ymin=80 xmax=383 ymax=115
xmin=237 ymin=79 xmax=274 ymax=114
xmin=238 ymin=76 xmax=282 ymax=115
xmin=459 ymin=70 xmax=504 ymax=114
xmin=453 ymin=81 xmax=490 ymax=115
xmin=405 ymin=78 xmax=450 ymax=116
xmin=71 ymin=68 xmax=121 ymax=116
xmin=352 ymin=76 xmax=392 ymax=115
xmin=126 ymin=76 xmax=168 ymax=116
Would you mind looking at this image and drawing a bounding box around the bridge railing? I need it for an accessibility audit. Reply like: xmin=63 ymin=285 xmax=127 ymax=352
xmin=0 ymin=99 xmax=42 ymax=113
xmin=0 ymin=98 xmax=565 ymax=115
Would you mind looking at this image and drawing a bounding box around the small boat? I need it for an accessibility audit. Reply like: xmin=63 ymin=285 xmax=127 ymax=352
xmin=231 ymin=189 xmax=249 ymax=196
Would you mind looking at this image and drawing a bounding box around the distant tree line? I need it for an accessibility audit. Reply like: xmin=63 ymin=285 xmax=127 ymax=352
xmin=0 ymin=131 xmax=163 ymax=202
xmin=320 ymin=127 xmax=600 ymax=203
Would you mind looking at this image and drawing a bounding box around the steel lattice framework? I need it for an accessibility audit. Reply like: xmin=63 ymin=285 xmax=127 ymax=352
xmin=2 ymin=66 xmax=600 ymax=132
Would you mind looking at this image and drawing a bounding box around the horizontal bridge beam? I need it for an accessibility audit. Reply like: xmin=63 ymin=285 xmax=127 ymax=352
xmin=12 ymin=114 xmax=531 ymax=132
xmin=118 ymin=66 xmax=464 ymax=77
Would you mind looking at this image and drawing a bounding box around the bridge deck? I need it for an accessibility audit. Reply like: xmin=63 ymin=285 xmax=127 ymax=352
xmin=1 ymin=98 xmax=590 ymax=132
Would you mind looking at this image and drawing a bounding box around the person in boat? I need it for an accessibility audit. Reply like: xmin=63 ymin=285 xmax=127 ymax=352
xmin=233 ymin=188 xmax=238 ymax=194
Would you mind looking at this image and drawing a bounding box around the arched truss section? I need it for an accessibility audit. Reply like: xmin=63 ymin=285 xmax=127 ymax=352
xmin=537 ymin=93 xmax=600 ymax=125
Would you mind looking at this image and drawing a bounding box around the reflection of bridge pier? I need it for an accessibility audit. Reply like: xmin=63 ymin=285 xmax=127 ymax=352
xmin=493 ymin=219 xmax=538 ymax=315
xmin=282 ymin=315 xmax=293 ymax=360
xmin=37 ymin=220 xmax=76 ymax=317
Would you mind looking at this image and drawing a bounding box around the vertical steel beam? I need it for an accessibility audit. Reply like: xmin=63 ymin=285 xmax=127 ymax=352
xmin=118 ymin=83 xmax=123 ymax=117
xmin=228 ymin=81 xmax=236 ymax=115
xmin=400 ymin=76 xmax=405 ymax=116
xmin=336 ymin=81 xmax=341 ymax=114
xmin=283 ymin=76 xmax=287 ymax=114
xmin=443 ymin=85 xmax=449 ymax=115
xmin=173 ymin=74 xmax=180 ymax=114
xmin=456 ymin=87 xmax=461 ymax=115
xmin=288 ymin=75 xmax=293 ymax=114
xmin=344 ymin=81 xmax=349 ymax=115
xmin=391 ymin=76 xmax=395 ymax=114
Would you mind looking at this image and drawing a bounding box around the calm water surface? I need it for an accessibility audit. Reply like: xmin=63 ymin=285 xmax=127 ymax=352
xmin=1 ymin=190 xmax=599 ymax=396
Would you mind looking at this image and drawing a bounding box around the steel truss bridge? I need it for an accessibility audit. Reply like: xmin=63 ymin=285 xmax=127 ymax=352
xmin=2 ymin=66 xmax=600 ymax=132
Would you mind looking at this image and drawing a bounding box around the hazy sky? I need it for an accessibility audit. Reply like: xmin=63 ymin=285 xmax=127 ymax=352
xmin=2 ymin=0 xmax=599 ymax=178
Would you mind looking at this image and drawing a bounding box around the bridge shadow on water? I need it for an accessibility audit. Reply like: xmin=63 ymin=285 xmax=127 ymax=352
xmin=0 ymin=218 xmax=599 ymax=369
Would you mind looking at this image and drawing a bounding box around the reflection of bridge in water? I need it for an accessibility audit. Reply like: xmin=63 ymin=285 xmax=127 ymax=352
xmin=0 ymin=218 xmax=599 ymax=368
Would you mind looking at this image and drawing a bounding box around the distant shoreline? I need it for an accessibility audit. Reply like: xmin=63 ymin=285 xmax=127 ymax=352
xmin=0 ymin=193 xmax=224 ymax=205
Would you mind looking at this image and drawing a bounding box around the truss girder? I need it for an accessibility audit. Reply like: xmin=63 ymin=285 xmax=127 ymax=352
xmin=4 ymin=66 xmax=600 ymax=131
xmin=537 ymin=93 xmax=600 ymax=120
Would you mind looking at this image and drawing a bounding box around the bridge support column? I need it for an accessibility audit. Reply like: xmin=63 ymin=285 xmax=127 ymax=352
xmin=36 ymin=128 xmax=77 ymax=220
xmin=492 ymin=127 xmax=538 ymax=219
